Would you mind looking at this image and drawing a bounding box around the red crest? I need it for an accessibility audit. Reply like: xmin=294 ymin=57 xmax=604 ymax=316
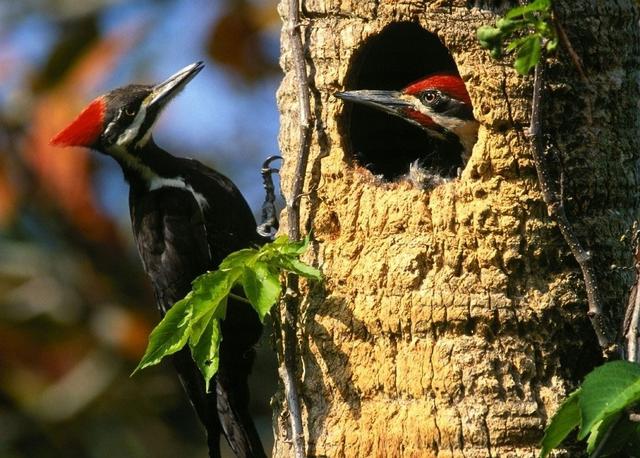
xmin=403 ymin=74 xmax=472 ymax=106
xmin=50 ymin=97 xmax=106 ymax=147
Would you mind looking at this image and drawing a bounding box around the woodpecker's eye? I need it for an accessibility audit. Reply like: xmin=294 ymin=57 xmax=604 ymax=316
xmin=124 ymin=107 xmax=136 ymax=117
xmin=421 ymin=91 xmax=440 ymax=105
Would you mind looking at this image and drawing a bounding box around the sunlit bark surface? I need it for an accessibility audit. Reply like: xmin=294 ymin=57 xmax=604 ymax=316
xmin=274 ymin=1 xmax=640 ymax=456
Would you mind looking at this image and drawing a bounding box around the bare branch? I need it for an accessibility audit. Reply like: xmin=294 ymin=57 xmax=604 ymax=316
xmin=286 ymin=1 xmax=313 ymax=241
xmin=552 ymin=17 xmax=587 ymax=83
xmin=274 ymin=0 xmax=314 ymax=456
xmin=624 ymin=231 xmax=640 ymax=362
xmin=529 ymin=63 xmax=619 ymax=359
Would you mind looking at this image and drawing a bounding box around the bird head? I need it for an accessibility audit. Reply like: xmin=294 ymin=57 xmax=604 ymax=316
xmin=50 ymin=61 xmax=204 ymax=153
xmin=335 ymin=73 xmax=478 ymax=160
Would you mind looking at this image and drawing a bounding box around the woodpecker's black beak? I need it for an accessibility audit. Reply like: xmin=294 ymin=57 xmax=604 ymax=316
xmin=146 ymin=61 xmax=205 ymax=112
xmin=335 ymin=90 xmax=413 ymax=118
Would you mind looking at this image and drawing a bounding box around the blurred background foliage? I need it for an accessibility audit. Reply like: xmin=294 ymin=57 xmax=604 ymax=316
xmin=0 ymin=0 xmax=280 ymax=456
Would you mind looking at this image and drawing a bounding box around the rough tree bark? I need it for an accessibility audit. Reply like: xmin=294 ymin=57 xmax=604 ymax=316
xmin=274 ymin=1 xmax=640 ymax=456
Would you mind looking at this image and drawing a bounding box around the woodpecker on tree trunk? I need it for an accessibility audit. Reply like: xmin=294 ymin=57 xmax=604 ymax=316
xmin=51 ymin=62 xmax=266 ymax=458
xmin=335 ymin=73 xmax=479 ymax=187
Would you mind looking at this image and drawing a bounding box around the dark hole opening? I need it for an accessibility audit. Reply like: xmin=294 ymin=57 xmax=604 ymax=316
xmin=340 ymin=22 xmax=466 ymax=181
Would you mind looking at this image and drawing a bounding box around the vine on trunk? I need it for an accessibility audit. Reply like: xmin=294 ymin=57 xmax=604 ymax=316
xmin=275 ymin=0 xmax=314 ymax=456
xmin=479 ymin=1 xmax=640 ymax=455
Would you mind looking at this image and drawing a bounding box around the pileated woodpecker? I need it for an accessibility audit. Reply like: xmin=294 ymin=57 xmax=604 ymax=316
xmin=336 ymin=73 xmax=478 ymax=185
xmin=51 ymin=62 xmax=266 ymax=458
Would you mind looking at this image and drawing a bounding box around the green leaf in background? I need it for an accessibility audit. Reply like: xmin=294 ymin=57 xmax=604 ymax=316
xmin=276 ymin=257 xmax=322 ymax=280
xmin=578 ymin=361 xmax=640 ymax=440
xmin=477 ymin=25 xmax=502 ymax=48
xmin=514 ymin=35 xmax=542 ymax=75
xmin=593 ymin=416 xmax=640 ymax=456
xmin=190 ymin=314 xmax=222 ymax=391
xmin=533 ymin=18 xmax=552 ymax=36
xmin=505 ymin=0 xmax=551 ymax=19
xmin=242 ymin=261 xmax=282 ymax=322
xmin=271 ymin=234 xmax=310 ymax=256
xmin=540 ymin=361 xmax=640 ymax=457
xmin=477 ymin=0 xmax=556 ymax=74
xmin=545 ymin=38 xmax=558 ymax=53
xmin=506 ymin=35 xmax=534 ymax=53
xmin=585 ymin=412 xmax=622 ymax=454
xmin=490 ymin=47 xmax=503 ymax=59
xmin=132 ymin=294 xmax=194 ymax=374
xmin=190 ymin=307 xmax=216 ymax=348
xmin=539 ymin=389 xmax=581 ymax=457
xmin=191 ymin=269 xmax=237 ymax=322
xmin=219 ymin=248 xmax=258 ymax=270
xmin=133 ymin=233 xmax=322 ymax=385
xmin=496 ymin=17 xmax=522 ymax=34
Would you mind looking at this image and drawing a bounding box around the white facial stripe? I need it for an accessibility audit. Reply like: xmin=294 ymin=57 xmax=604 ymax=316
xmin=411 ymin=98 xmax=467 ymax=133
xmin=427 ymin=111 xmax=466 ymax=131
xmin=116 ymin=103 xmax=147 ymax=147
xmin=410 ymin=96 xmax=478 ymax=157
xmin=103 ymin=111 xmax=120 ymax=139
xmin=106 ymin=148 xmax=210 ymax=212
xmin=136 ymin=129 xmax=152 ymax=149
xmin=407 ymin=97 xmax=459 ymax=130
xmin=107 ymin=144 xmax=155 ymax=181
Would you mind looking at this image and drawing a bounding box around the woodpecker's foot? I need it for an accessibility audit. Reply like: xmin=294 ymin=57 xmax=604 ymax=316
xmin=257 ymin=155 xmax=283 ymax=239
xmin=403 ymin=160 xmax=449 ymax=190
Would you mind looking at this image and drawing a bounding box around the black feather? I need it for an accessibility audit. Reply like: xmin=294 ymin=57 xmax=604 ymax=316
xmin=127 ymin=140 xmax=266 ymax=458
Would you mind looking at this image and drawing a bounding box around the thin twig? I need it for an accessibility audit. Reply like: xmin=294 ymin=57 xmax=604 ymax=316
xmin=279 ymin=276 xmax=304 ymax=456
xmin=624 ymin=232 xmax=640 ymax=362
xmin=275 ymin=0 xmax=313 ymax=456
xmin=286 ymin=6 xmax=313 ymax=239
xmin=529 ymin=63 xmax=618 ymax=358
xmin=551 ymin=17 xmax=587 ymax=83
xmin=625 ymin=284 xmax=640 ymax=362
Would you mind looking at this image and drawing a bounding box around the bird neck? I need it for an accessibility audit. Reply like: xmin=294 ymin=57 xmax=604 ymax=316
xmin=107 ymin=136 xmax=179 ymax=188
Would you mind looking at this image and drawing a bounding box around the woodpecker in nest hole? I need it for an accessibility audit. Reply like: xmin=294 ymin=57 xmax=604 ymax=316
xmin=51 ymin=62 xmax=266 ymax=458
xmin=336 ymin=73 xmax=479 ymax=188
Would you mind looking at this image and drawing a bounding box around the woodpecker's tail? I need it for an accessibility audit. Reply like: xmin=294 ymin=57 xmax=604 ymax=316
xmin=170 ymin=348 xmax=223 ymax=458
xmin=215 ymin=345 xmax=266 ymax=458
xmin=171 ymin=347 xmax=266 ymax=458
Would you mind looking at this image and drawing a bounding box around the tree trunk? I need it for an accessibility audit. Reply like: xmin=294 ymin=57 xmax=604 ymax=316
xmin=274 ymin=1 xmax=640 ymax=457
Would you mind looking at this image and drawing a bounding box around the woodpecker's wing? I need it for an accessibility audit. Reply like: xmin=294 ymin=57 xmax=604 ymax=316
xmin=129 ymin=165 xmax=266 ymax=458
xmin=177 ymin=158 xmax=267 ymax=458
xmin=130 ymin=186 xmax=211 ymax=314
xmin=180 ymin=158 xmax=262 ymax=263
xmin=129 ymin=186 xmax=223 ymax=456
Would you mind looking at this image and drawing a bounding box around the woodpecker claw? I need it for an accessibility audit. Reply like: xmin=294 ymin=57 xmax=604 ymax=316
xmin=262 ymin=155 xmax=283 ymax=171
xmin=257 ymin=155 xmax=283 ymax=239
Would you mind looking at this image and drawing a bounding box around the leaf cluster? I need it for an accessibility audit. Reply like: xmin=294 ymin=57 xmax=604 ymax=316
xmin=132 ymin=235 xmax=321 ymax=390
xmin=540 ymin=361 xmax=640 ymax=457
xmin=477 ymin=0 xmax=558 ymax=75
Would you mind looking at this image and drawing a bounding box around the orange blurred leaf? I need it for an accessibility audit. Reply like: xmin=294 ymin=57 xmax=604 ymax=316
xmin=25 ymin=22 xmax=142 ymax=244
xmin=0 ymin=156 xmax=18 ymax=227
xmin=207 ymin=2 xmax=279 ymax=81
